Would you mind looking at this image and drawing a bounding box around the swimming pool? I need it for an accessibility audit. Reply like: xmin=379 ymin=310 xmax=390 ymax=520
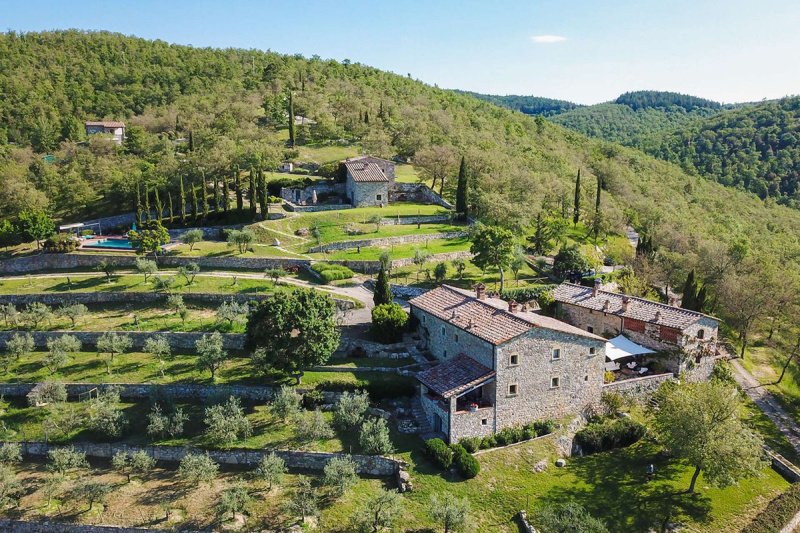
xmin=84 ymin=238 xmax=135 ymax=250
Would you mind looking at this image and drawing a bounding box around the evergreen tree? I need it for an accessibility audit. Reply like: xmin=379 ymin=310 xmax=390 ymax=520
xmin=378 ymin=100 xmax=385 ymax=120
xmin=364 ymin=110 xmax=370 ymax=124
xmin=592 ymin=175 xmax=602 ymax=240
xmin=235 ymin=166 xmax=244 ymax=212
xmin=191 ymin=181 xmax=199 ymax=221
xmin=455 ymin=156 xmax=468 ymax=217
xmin=179 ymin=176 xmax=187 ymax=225
xmin=222 ymin=176 xmax=230 ymax=213
xmin=682 ymin=270 xmax=697 ymax=310
xmin=288 ymin=92 xmax=295 ymax=148
xmin=202 ymin=174 xmax=210 ymax=221
xmin=695 ymin=284 xmax=708 ymax=312
xmin=167 ymin=192 xmax=174 ymax=224
xmin=373 ymin=255 xmax=393 ymax=307
xmin=188 ymin=130 xmax=194 ymax=151
xmin=249 ymin=168 xmax=257 ymax=220
xmin=135 ymin=183 xmax=143 ymax=227
xmin=144 ymin=187 xmax=152 ymax=223
xmin=258 ymin=168 xmax=268 ymax=219
xmin=573 ymin=168 xmax=581 ymax=225
xmin=213 ymin=177 xmax=221 ymax=214
xmin=154 ymin=188 xmax=163 ymax=224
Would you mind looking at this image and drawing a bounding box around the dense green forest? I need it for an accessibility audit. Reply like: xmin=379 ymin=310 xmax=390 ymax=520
xmin=455 ymin=91 xmax=581 ymax=116
xmin=2 ymin=31 xmax=800 ymax=312
xmin=613 ymin=90 xmax=722 ymax=112
xmin=648 ymin=97 xmax=800 ymax=206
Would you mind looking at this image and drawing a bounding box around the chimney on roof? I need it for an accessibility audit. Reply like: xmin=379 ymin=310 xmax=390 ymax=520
xmin=592 ymin=278 xmax=601 ymax=298
xmin=603 ymin=299 xmax=610 ymax=312
xmin=451 ymin=311 xmax=458 ymax=321
xmin=668 ymin=296 xmax=677 ymax=307
xmin=508 ymin=300 xmax=519 ymax=313
xmin=468 ymin=318 xmax=474 ymax=329
xmin=622 ymin=296 xmax=630 ymax=312
xmin=654 ymin=311 xmax=662 ymax=323
xmin=475 ymin=283 xmax=486 ymax=300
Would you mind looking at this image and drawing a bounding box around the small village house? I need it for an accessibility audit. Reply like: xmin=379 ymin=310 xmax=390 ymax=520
xmin=84 ymin=121 xmax=125 ymax=144
xmin=410 ymin=284 xmax=606 ymax=443
xmin=344 ymin=156 xmax=394 ymax=207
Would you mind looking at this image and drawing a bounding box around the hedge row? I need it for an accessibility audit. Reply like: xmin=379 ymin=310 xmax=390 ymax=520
xmin=746 ymin=482 xmax=800 ymax=533
xmin=425 ymin=439 xmax=480 ymax=478
xmin=574 ymin=417 xmax=646 ymax=455
xmin=458 ymin=419 xmax=556 ymax=453
xmin=312 ymin=263 xmax=355 ymax=283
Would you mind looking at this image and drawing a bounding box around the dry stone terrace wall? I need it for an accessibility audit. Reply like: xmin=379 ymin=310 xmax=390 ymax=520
xmin=389 ymin=183 xmax=454 ymax=209
xmin=332 ymin=250 xmax=473 ymax=273
xmin=0 ymin=520 xmax=164 ymax=533
xmin=0 ymin=330 xmax=246 ymax=351
xmin=0 ymin=253 xmax=310 ymax=274
xmin=16 ymin=441 xmax=401 ymax=476
xmin=602 ymin=372 xmax=675 ymax=396
xmin=308 ymin=231 xmax=468 ymax=253
xmin=0 ymin=382 xmax=274 ymax=401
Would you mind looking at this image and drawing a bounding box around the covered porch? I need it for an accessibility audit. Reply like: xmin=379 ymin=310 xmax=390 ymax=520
xmin=604 ymin=335 xmax=662 ymax=382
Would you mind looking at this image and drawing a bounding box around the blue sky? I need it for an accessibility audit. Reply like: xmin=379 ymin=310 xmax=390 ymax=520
xmin=4 ymin=0 xmax=799 ymax=104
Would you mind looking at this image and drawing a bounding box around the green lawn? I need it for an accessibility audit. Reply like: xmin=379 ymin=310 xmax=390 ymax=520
xmin=389 ymin=256 xmax=548 ymax=291
xmin=311 ymin=236 xmax=472 ymax=261
xmin=394 ymin=163 xmax=420 ymax=183
xmin=169 ymin=241 xmax=308 ymax=258
xmin=0 ymin=301 xmax=244 ymax=334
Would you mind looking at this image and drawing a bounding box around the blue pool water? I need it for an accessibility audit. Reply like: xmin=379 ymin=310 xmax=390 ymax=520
xmin=86 ymin=238 xmax=134 ymax=250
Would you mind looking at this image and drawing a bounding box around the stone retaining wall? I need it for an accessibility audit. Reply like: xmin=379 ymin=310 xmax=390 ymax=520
xmin=0 ymin=382 xmax=274 ymax=401
xmin=0 ymin=253 xmax=310 ymax=275
xmin=389 ymin=183 xmax=453 ymax=209
xmin=17 ymin=441 xmax=401 ymax=476
xmin=379 ymin=214 xmax=452 ymax=225
xmin=602 ymin=373 xmax=674 ymax=396
xmin=283 ymin=202 xmax=352 ymax=213
xmin=308 ymin=231 xmax=468 ymax=253
xmin=0 ymin=330 xmax=246 ymax=351
xmin=331 ymin=250 xmax=473 ymax=274
xmin=766 ymin=447 xmax=800 ymax=483
xmin=0 ymin=520 xmax=160 ymax=533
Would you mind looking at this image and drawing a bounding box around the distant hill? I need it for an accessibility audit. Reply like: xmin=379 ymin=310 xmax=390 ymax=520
xmin=613 ymin=90 xmax=722 ymax=112
xmin=455 ymin=91 xmax=581 ymax=116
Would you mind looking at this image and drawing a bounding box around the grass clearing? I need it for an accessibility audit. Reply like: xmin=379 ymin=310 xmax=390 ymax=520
xmin=311 ymin=236 xmax=472 ymax=261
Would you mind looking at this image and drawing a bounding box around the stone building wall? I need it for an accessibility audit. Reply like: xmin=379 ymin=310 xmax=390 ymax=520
xmin=450 ymin=402 xmax=496 ymax=440
xmin=389 ymin=183 xmax=453 ymax=209
xmin=0 ymin=330 xmax=245 ymax=351
xmin=17 ymin=441 xmax=400 ymax=476
xmin=411 ymin=305 xmax=495 ymax=368
xmin=280 ymin=181 xmax=345 ymax=205
xmin=493 ymin=330 xmax=606 ymax=431
xmin=420 ymin=387 xmax=450 ymax=435
xmin=308 ymin=231 xmax=468 ymax=253
xmin=348 ymin=180 xmax=390 ymax=208
xmin=602 ymin=372 xmax=674 ymax=396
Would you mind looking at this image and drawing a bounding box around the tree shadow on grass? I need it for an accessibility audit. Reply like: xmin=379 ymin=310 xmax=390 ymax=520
xmin=47 ymin=277 xmax=108 ymax=292
xmin=535 ymin=442 xmax=712 ymax=532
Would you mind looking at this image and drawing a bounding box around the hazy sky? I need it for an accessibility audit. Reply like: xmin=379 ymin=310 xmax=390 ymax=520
xmin=4 ymin=0 xmax=799 ymax=104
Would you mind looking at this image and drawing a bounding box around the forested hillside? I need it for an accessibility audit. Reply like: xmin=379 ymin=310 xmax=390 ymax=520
xmin=613 ymin=90 xmax=722 ymax=112
xmin=2 ymin=31 xmax=800 ymax=308
xmin=648 ymin=97 xmax=800 ymax=206
xmin=455 ymin=91 xmax=581 ymax=116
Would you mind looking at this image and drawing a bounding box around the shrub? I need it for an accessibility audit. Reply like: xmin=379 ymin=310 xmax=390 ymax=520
xmin=452 ymin=444 xmax=480 ymax=479
xmin=27 ymin=380 xmax=67 ymax=406
xmin=459 ymin=437 xmax=481 ymax=453
xmin=302 ymin=389 xmax=324 ymax=410
xmin=574 ymin=417 xmax=646 ymax=455
xmin=496 ymin=426 xmax=525 ymax=446
xmin=425 ymin=438 xmax=454 ymax=469
xmin=746 ymin=482 xmax=800 ymax=533
xmin=270 ymin=385 xmax=302 ymax=422
xmin=359 ymin=417 xmax=394 ymax=455
xmin=312 ymin=263 xmax=354 ymax=283
xmin=370 ymin=303 xmax=408 ymax=343
xmin=43 ymin=233 xmax=78 ymax=253
xmin=533 ymin=419 xmax=556 ymax=436
xmin=480 ymin=434 xmax=497 ymax=449
xmin=323 ymin=455 xmax=359 ymax=496
xmin=296 ymin=409 xmax=334 ymax=441
xmin=178 ymin=453 xmax=218 ymax=485
xmin=204 ymin=396 xmax=253 ymax=444
xmin=333 ymin=390 xmax=370 ymax=429
xmin=313 ymin=379 xmax=416 ymax=401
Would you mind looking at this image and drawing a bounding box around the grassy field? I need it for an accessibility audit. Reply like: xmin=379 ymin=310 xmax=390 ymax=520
xmin=311 ymin=236 xmax=472 ymax=262
xmin=0 ymin=302 xmax=244 ymax=334
xmin=740 ymin=329 xmax=800 ymax=427
xmin=168 ymin=240 xmax=308 ymax=258
xmin=388 ymin=256 xmax=548 ymax=291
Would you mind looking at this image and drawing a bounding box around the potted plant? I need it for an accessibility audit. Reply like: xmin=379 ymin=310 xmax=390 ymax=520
xmin=468 ymin=402 xmax=478 ymax=412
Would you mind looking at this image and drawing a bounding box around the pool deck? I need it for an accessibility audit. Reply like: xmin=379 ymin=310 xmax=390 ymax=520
xmin=79 ymin=236 xmax=136 ymax=252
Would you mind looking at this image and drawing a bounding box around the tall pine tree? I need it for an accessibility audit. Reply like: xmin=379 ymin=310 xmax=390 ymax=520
xmin=573 ymin=168 xmax=581 ymax=225
xmin=455 ymin=156 xmax=468 ymax=218
xmin=288 ymin=92 xmax=295 ymax=148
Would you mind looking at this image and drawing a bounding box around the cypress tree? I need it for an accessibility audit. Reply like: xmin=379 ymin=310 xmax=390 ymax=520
xmin=455 ymin=156 xmax=468 ymax=217
xmin=258 ymin=168 xmax=269 ymax=219
xmin=144 ymin=187 xmax=152 ymax=223
xmin=222 ymin=176 xmax=230 ymax=214
xmin=202 ymin=173 xmax=210 ymax=221
xmin=188 ymin=130 xmax=194 ymax=152
xmin=364 ymin=110 xmax=370 ymax=124
xmin=573 ymin=168 xmax=581 ymax=225
xmin=288 ymin=92 xmax=295 ymax=148
xmin=249 ymin=168 xmax=257 ymax=220
xmin=378 ymin=101 xmax=385 ymax=120
xmin=154 ymin=188 xmax=163 ymax=224
xmin=695 ymin=284 xmax=707 ymax=312
xmin=373 ymin=262 xmax=393 ymax=307
xmin=593 ymin=176 xmax=602 ymax=240
xmin=681 ymin=270 xmax=697 ymax=310
xmin=191 ymin=181 xmax=199 ymax=221
xmin=135 ymin=183 xmax=143 ymax=227
xmin=167 ymin=192 xmax=174 ymax=224
xmin=179 ymin=176 xmax=187 ymax=225
xmin=235 ymin=165 xmax=244 ymax=212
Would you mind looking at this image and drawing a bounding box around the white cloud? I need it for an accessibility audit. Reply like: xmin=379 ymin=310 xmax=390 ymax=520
xmin=531 ymin=35 xmax=567 ymax=44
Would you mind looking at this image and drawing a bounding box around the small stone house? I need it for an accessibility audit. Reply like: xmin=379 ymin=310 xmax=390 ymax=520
xmin=344 ymin=158 xmax=390 ymax=207
xmin=410 ymin=284 xmax=606 ymax=443
xmin=85 ymin=121 xmax=125 ymax=144
xmin=552 ymin=281 xmax=720 ymax=357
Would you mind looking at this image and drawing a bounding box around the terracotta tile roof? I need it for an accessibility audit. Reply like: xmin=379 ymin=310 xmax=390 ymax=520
xmin=409 ymin=285 xmax=604 ymax=345
xmin=552 ymin=283 xmax=718 ymax=330
xmin=345 ymin=161 xmax=389 ymax=182
xmin=417 ymin=353 xmax=496 ymax=398
xmin=85 ymin=121 xmax=125 ymax=128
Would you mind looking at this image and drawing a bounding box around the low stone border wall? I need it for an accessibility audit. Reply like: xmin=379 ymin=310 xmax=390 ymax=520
xmin=0 ymin=253 xmax=310 ymax=275
xmin=380 ymin=214 xmax=452 ymax=226
xmin=308 ymin=231 xmax=468 ymax=253
xmin=389 ymin=183 xmax=453 ymax=209
xmin=0 ymin=520 xmax=161 ymax=533
xmin=0 ymin=382 xmax=275 ymax=401
xmin=0 ymin=290 xmax=356 ymax=311
xmin=363 ymin=280 xmax=426 ymax=300
xmin=16 ymin=441 xmax=401 ymax=476
xmin=766 ymin=447 xmax=800 ymax=483
xmin=284 ymin=202 xmax=353 ymax=213
xmin=0 ymin=330 xmax=246 ymax=351
xmin=602 ymin=372 xmax=674 ymax=396
xmin=331 ymin=250 xmax=473 ymax=273
xmin=517 ymin=510 xmax=539 ymax=533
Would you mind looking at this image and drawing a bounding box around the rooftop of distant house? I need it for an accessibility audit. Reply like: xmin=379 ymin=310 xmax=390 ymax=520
xmin=344 ymin=160 xmax=389 ymax=182
xmin=409 ymin=284 xmax=604 ymax=345
xmin=417 ymin=353 xmax=496 ymax=399
xmin=85 ymin=121 xmax=125 ymax=128
xmin=552 ymin=282 xmax=718 ymax=330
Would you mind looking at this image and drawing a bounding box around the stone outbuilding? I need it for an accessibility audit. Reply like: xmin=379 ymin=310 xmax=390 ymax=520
xmin=552 ymin=281 xmax=719 ymax=355
xmin=85 ymin=120 xmax=125 ymax=144
xmin=410 ymin=284 xmax=606 ymax=443
xmin=344 ymin=158 xmax=391 ymax=207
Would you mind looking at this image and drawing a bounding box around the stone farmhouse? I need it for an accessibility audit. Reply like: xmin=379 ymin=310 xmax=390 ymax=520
xmin=410 ymin=284 xmax=606 ymax=443
xmin=85 ymin=120 xmax=125 ymax=144
xmin=552 ymin=281 xmax=720 ymax=377
xmin=343 ymin=156 xmax=394 ymax=207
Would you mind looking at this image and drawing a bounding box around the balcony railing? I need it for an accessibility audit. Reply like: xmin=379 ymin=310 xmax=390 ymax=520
xmin=455 ymin=398 xmax=493 ymax=413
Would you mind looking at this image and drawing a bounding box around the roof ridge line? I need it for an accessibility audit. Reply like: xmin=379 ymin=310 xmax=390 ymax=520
xmin=561 ymin=282 xmax=715 ymax=320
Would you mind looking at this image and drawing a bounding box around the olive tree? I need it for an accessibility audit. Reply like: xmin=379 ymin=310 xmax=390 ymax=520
xmin=216 ymin=300 xmax=249 ymax=328
xmin=147 ymin=403 xmax=188 ymax=439
xmin=323 ymin=455 xmax=359 ymax=496
xmin=181 ymin=228 xmax=204 ymax=251
xmin=429 ymin=492 xmax=470 ymax=533
xmin=24 ymin=302 xmax=52 ymax=329
xmin=227 ymin=229 xmax=254 ymax=254
xmin=44 ymin=334 xmax=81 ymax=374
xmin=87 ymin=387 xmax=128 ymax=438
xmin=333 ymin=390 xmax=370 ymax=429
xmin=196 ymin=332 xmax=228 ymax=380
xmin=204 ymin=396 xmax=253 ymax=444
xmin=178 ymin=452 xmax=218 ymax=486
xmin=72 ymin=480 xmax=112 ymax=511
xmin=3 ymin=332 xmax=34 ymax=372
xmin=58 ymin=303 xmax=88 ymax=328
xmin=349 ymin=489 xmax=403 ymax=533
xmin=359 ymin=417 xmax=394 ymax=455
xmin=96 ymin=332 xmax=132 ymax=374
xmin=269 ymin=385 xmax=301 ymax=422
xmin=217 ymin=484 xmax=251 ymax=521
xmin=135 ymin=257 xmax=158 ymax=282
xmin=143 ymin=335 xmax=171 ymax=377
xmin=255 ymin=452 xmax=286 ymax=490
xmin=178 ymin=262 xmax=200 ymax=285
xmin=47 ymin=447 xmax=89 ymax=475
